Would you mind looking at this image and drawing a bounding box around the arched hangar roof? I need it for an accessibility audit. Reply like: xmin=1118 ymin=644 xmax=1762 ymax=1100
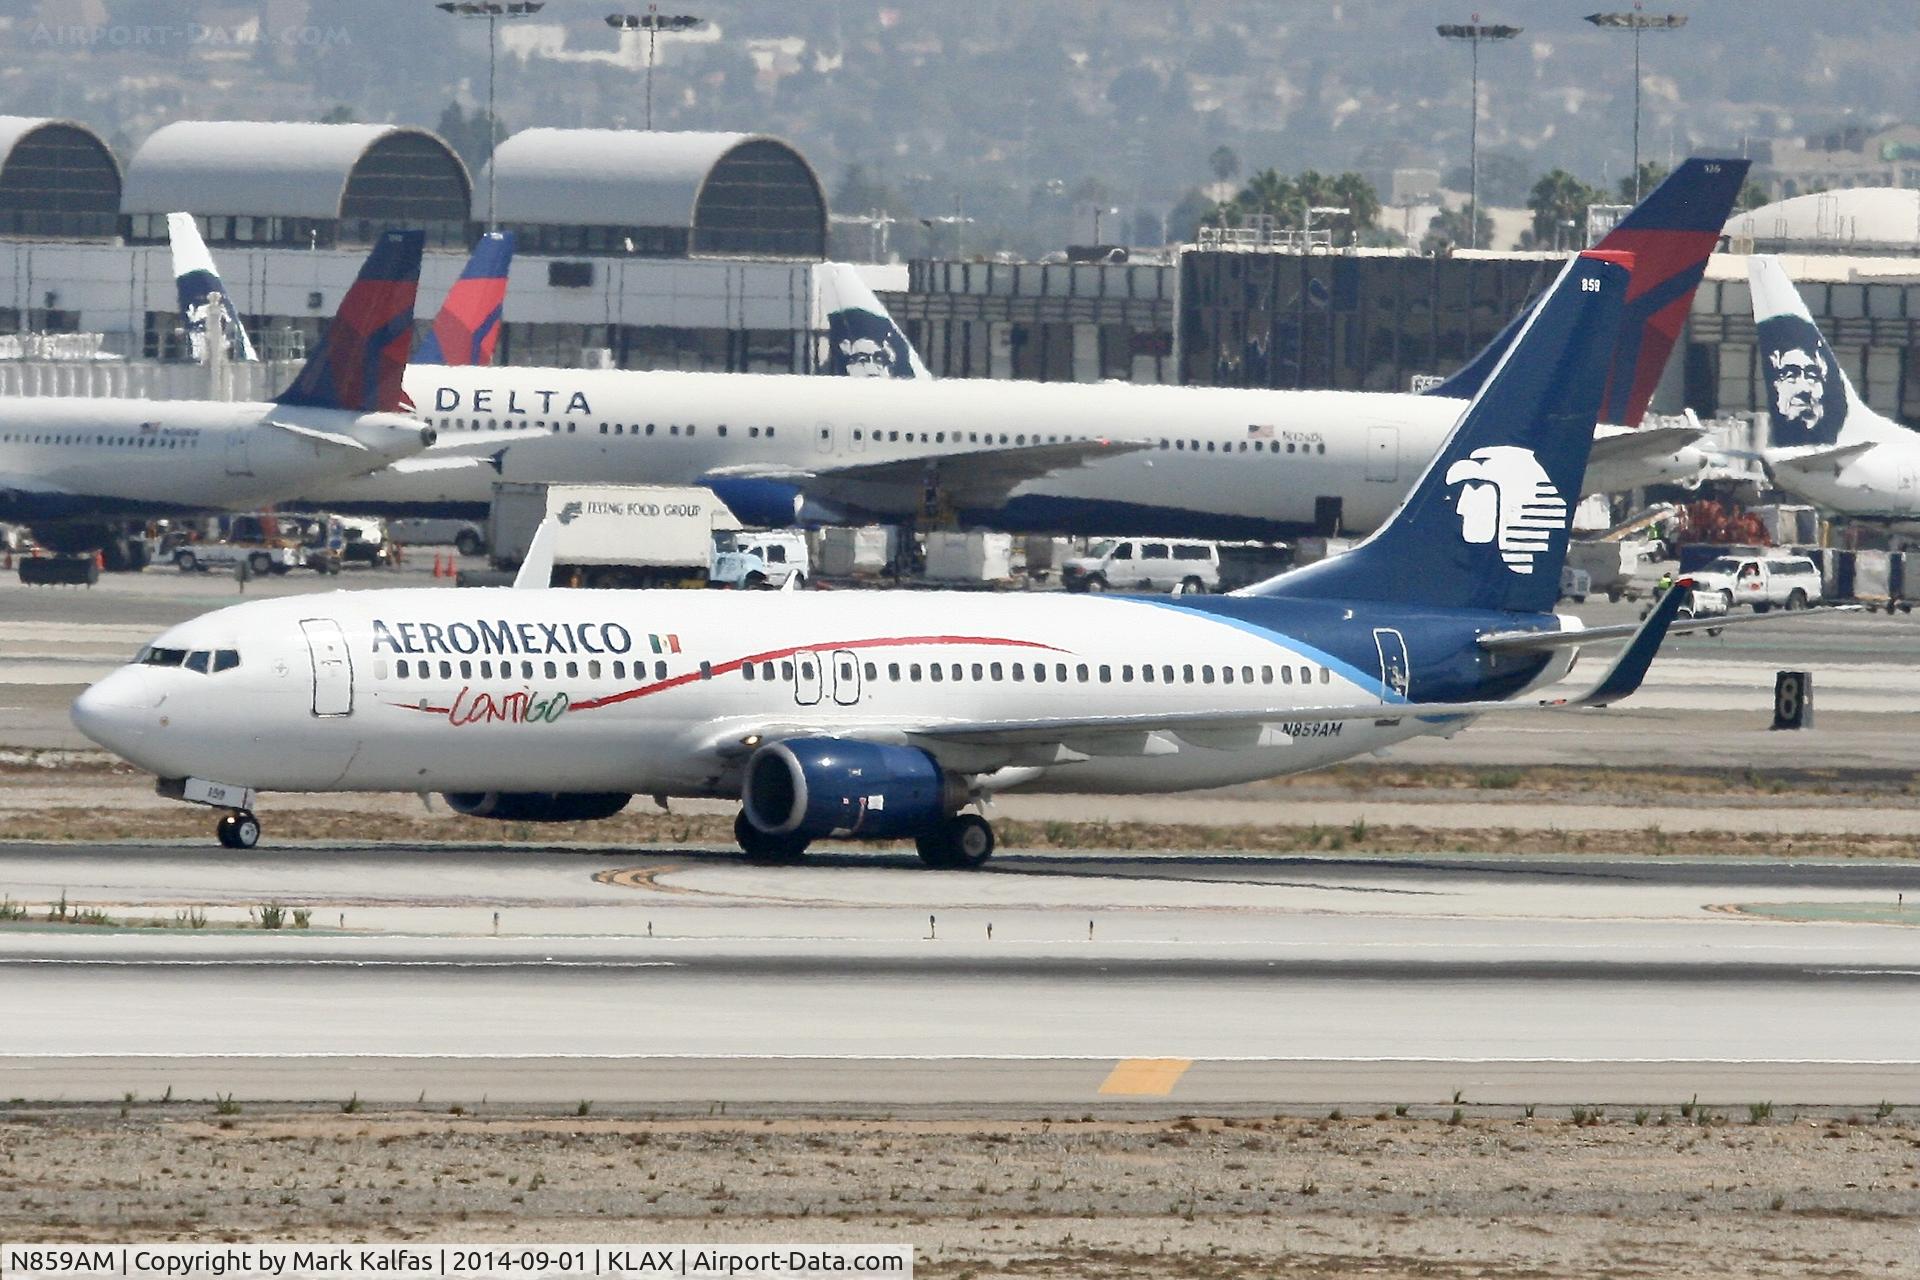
xmin=0 ymin=115 xmax=122 ymax=236
xmin=1726 ymin=188 xmax=1920 ymax=255
xmin=483 ymin=128 xmax=826 ymax=258
xmin=121 ymin=121 xmax=470 ymax=224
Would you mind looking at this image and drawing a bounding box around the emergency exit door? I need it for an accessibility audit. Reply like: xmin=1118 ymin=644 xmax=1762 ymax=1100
xmin=299 ymin=618 xmax=354 ymax=716
xmin=792 ymin=650 xmax=824 ymax=705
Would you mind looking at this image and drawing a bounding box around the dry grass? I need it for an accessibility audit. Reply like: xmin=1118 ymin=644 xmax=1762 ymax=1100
xmin=2 ymin=1106 xmax=1914 ymax=1278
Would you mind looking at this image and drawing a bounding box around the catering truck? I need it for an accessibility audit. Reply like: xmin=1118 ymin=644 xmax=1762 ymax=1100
xmin=487 ymin=482 xmax=742 ymax=589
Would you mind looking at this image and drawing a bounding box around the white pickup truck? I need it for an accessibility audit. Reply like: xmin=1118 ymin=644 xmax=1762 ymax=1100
xmin=1687 ymin=553 xmax=1822 ymax=613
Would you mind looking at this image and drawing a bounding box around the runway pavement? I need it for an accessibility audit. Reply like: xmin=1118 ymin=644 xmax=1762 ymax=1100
xmin=1 ymin=842 xmax=1916 ymax=1106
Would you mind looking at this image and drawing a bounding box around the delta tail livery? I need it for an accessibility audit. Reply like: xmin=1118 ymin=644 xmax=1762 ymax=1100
xmin=1747 ymin=256 xmax=1920 ymax=522
xmin=80 ymin=251 xmax=1795 ymax=863
xmin=0 ymin=231 xmax=436 ymax=559
xmin=414 ymin=231 xmax=514 ymax=366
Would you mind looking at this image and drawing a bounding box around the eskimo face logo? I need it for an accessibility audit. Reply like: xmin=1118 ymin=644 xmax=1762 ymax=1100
xmin=1445 ymin=446 xmax=1568 ymax=575
xmin=827 ymin=308 xmax=913 ymax=379
xmin=1757 ymin=314 xmax=1846 ymax=446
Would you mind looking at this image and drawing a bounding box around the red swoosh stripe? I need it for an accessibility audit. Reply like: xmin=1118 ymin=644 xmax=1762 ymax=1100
xmin=391 ymin=633 xmax=1064 ymax=717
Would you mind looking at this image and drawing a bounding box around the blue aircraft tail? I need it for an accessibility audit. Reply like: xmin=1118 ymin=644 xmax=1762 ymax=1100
xmin=1425 ymin=157 xmax=1748 ymax=425
xmin=1256 ymin=251 xmax=1630 ymax=615
xmin=275 ymin=230 xmax=425 ymax=413
xmin=415 ymin=231 xmax=514 ymax=366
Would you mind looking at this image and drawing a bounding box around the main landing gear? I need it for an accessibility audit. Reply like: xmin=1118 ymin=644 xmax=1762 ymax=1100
xmin=216 ymin=809 xmax=261 ymax=849
xmin=729 ymin=810 xmax=998 ymax=869
xmin=733 ymin=811 xmax=809 ymax=863
xmin=915 ymin=814 xmax=995 ymax=869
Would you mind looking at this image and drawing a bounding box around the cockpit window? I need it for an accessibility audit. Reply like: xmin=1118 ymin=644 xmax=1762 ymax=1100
xmin=213 ymin=649 xmax=240 ymax=672
xmin=138 ymin=647 xmax=187 ymax=667
xmin=184 ymin=651 xmax=211 ymax=674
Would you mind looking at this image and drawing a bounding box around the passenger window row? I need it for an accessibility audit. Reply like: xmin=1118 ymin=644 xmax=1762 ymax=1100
xmin=381 ymin=657 xmax=673 ymax=683
xmin=372 ymin=652 xmax=1333 ymax=693
xmin=5 ymin=431 xmax=194 ymax=449
xmin=740 ymin=658 xmax=1332 ymax=687
xmin=1160 ymin=438 xmax=1325 ymax=454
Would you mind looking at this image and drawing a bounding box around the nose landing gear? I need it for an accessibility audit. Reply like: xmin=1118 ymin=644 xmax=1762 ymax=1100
xmin=216 ymin=810 xmax=261 ymax=849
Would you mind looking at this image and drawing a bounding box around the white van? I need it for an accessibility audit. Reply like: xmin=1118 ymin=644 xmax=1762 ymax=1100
xmin=1062 ymin=538 xmax=1221 ymax=594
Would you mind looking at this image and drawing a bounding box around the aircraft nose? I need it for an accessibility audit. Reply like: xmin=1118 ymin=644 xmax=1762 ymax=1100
xmin=70 ymin=669 xmax=154 ymax=760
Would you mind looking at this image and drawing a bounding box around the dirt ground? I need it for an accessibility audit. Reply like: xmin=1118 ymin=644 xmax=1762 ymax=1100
xmin=5 ymin=755 xmax=1920 ymax=857
xmin=4 ymin=1106 xmax=1916 ymax=1278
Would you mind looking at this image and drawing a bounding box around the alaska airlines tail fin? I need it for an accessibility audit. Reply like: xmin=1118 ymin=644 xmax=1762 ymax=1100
xmin=816 ymin=262 xmax=929 ymax=379
xmin=1425 ymin=158 xmax=1747 ymax=425
xmin=167 ymin=212 xmax=257 ymax=364
xmin=1256 ymin=251 xmax=1629 ymax=615
xmin=415 ymin=230 xmax=514 ymax=366
xmin=274 ymin=229 xmax=425 ymax=413
xmin=1750 ymin=255 xmax=1903 ymax=451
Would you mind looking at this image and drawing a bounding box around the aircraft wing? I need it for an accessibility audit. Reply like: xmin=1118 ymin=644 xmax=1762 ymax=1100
xmin=1766 ymin=441 xmax=1876 ymax=474
xmin=426 ymin=430 xmax=536 ymax=456
xmin=703 ymin=569 xmax=1686 ymax=770
xmin=385 ymin=450 xmax=505 ymax=475
xmin=707 ymin=437 xmax=1153 ymax=512
xmin=267 ymin=420 xmax=368 ymax=451
xmin=1588 ymin=424 xmax=1702 ymax=469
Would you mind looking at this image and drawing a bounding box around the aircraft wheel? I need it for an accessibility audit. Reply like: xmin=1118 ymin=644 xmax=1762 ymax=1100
xmin=734 ymin=810 xmax=808 ymax=863
xmin=917 ymin=814 xmax=994 ymax=869
xmin=216 ymin=810 xmax=260 ymax=849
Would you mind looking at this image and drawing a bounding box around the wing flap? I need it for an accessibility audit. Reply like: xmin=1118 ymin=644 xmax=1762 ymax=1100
xmin=715 ymin=438 xmax=1153 ymax=514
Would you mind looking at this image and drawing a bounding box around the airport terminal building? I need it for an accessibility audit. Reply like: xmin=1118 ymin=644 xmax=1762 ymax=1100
xmin=0 ymin=113 xmax=1910 ymax=426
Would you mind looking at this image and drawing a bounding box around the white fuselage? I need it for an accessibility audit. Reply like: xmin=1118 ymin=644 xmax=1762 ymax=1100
xmin=301 ymin=368 xmax=1663 ymax=537
xmin=0 ymin=396 xmax=431 ymax=525
xmin=72 ymin=588 xmax=1464 ymax=799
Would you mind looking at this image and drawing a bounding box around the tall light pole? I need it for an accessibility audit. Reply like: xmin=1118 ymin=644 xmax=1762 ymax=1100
xmin=437 ymin=1 xmax=545 ymax=230
xmin=1586 ymin=8 xmax=1687 ymax=202
xmin=1436 ymin=20 xmax=1520 ymax=250
xmin=608 ymin=8 xmax=707 ymax=130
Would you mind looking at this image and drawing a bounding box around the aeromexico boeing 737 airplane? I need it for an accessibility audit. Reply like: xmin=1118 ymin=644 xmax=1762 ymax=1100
xmin=289 ymin=159 xmax=1746 ymax=539
xmin=0 ymin=230 xmax=436 ymax=563
xmin=77 ymin=251 xmax=1798 ymax=863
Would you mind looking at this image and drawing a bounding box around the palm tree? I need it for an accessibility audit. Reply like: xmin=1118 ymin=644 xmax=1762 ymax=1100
xmin=1528 ymin=170 xmax=1604 ymax=247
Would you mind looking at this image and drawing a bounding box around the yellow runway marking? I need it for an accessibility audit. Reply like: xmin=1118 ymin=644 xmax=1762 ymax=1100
xmin=1098 ymin=1057 xmax=1192 ymax=1096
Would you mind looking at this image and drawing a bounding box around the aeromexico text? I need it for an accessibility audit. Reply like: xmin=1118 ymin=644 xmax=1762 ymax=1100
xmin=431 ymin=387 xmax=591 ymax=415
xmin=371 ymin=619 xmax=633 ymax=657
